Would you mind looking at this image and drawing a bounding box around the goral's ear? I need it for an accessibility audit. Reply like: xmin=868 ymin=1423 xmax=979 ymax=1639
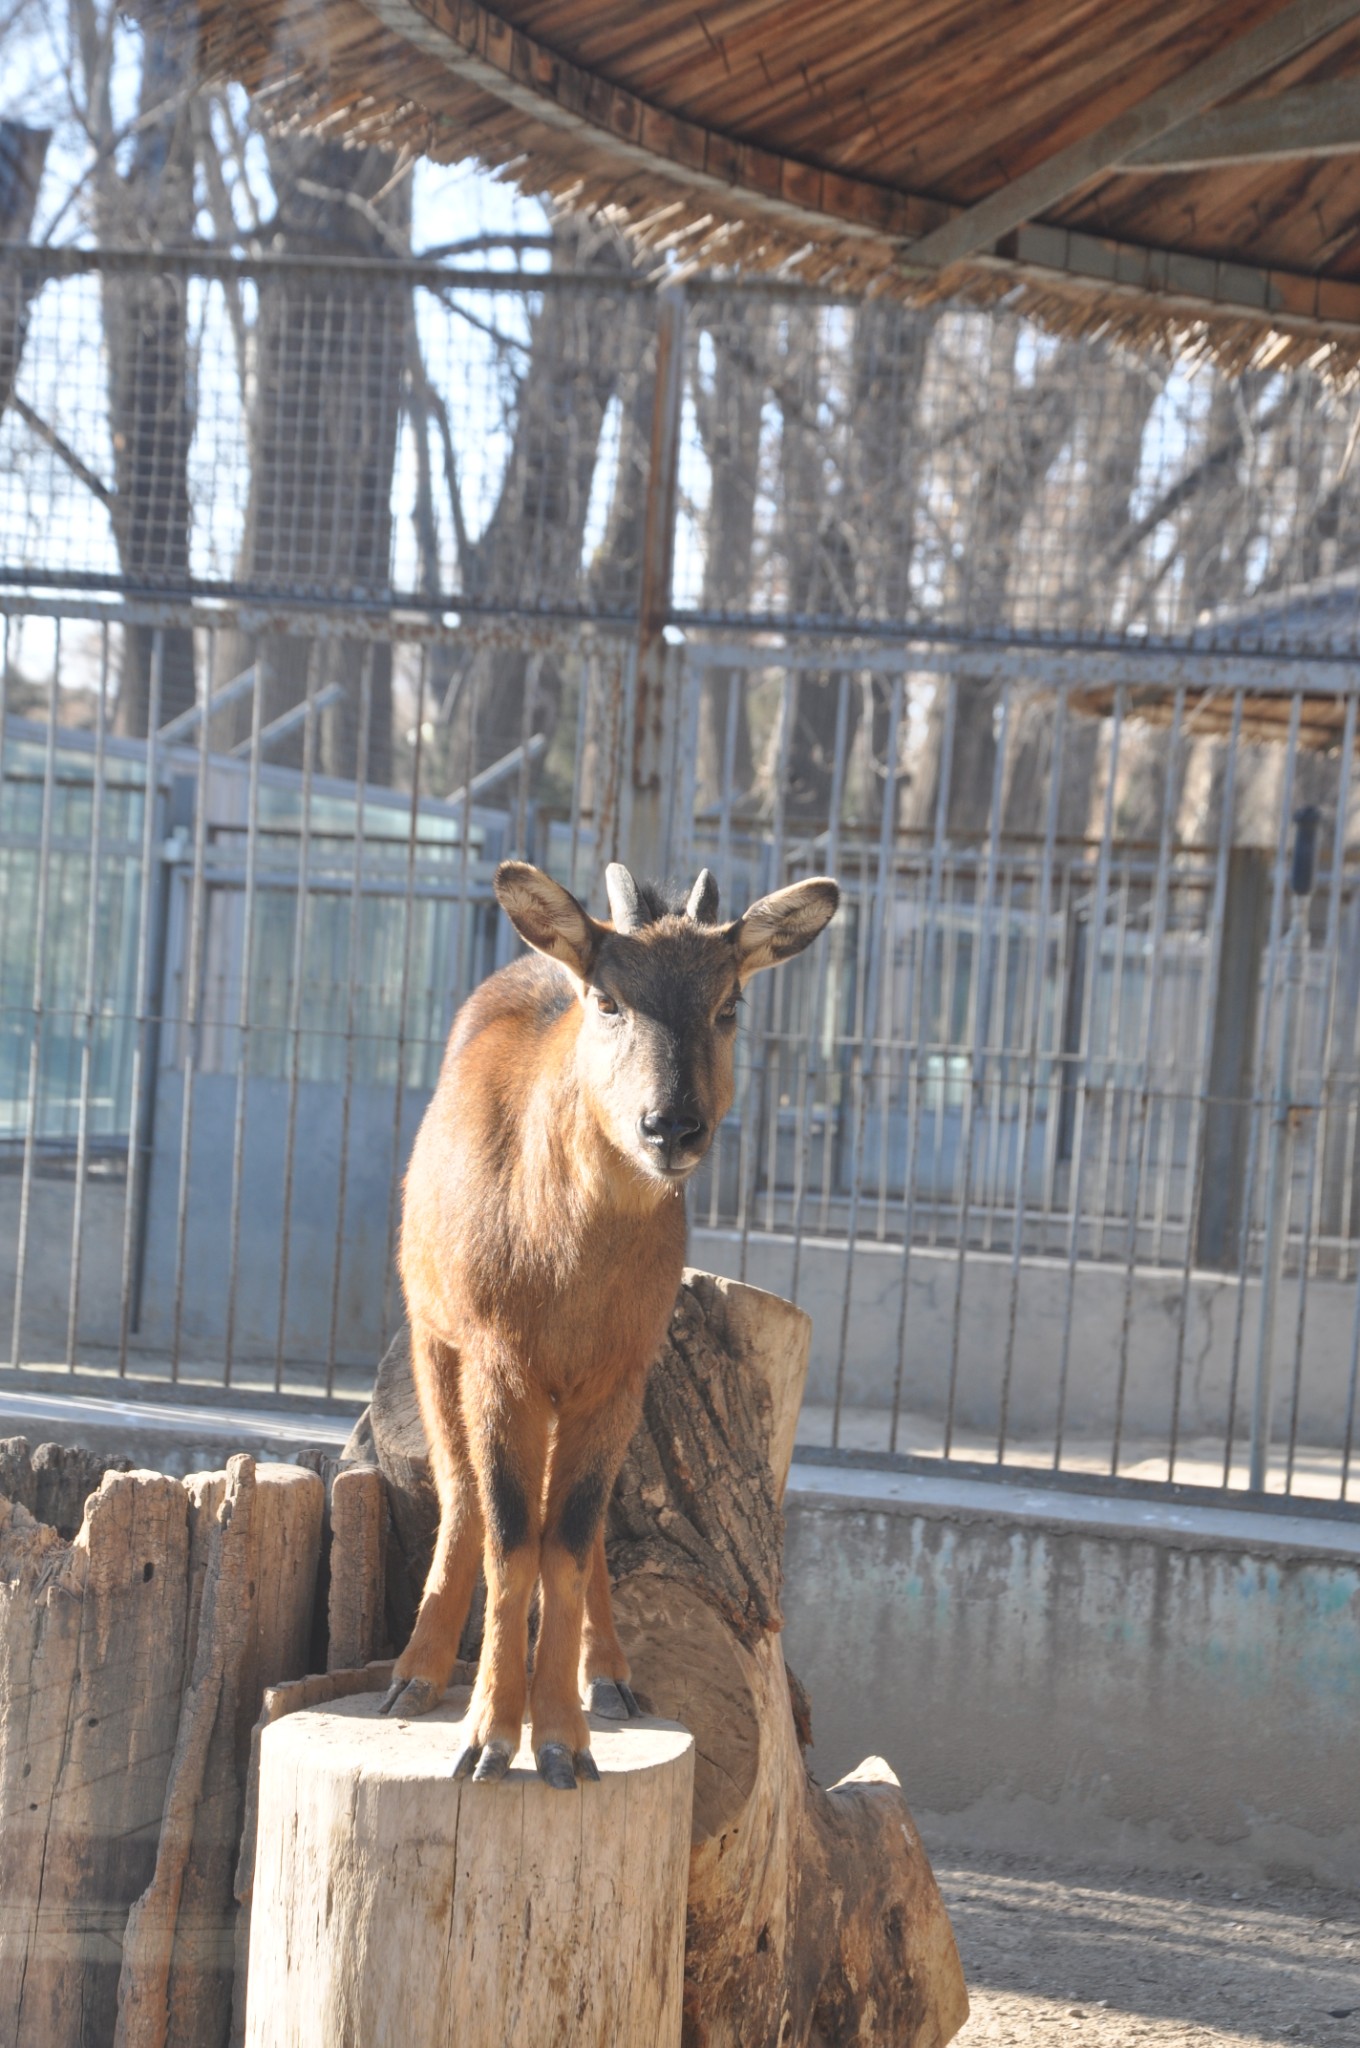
xmin=731 ymin=876 xmax=839 ymax=981
xmin=494 ymin=862 xmax=603 ymax=980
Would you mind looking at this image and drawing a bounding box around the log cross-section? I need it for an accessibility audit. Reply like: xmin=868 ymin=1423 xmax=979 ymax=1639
xmin=241 ymin=1693 xmax=695 ymax=2048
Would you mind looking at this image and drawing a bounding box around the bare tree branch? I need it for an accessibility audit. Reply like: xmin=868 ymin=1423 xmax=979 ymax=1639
xmin=11 ymin=391 xmax=115 ymax=505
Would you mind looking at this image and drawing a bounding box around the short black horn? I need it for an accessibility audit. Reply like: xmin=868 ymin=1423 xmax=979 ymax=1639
xmin=605 ymin=863 xmax=645 ymax=933
xmin=686 ymin=869 xmax=720 ymax=924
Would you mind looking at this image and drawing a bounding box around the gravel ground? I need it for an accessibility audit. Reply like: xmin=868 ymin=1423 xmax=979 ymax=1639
xmin=935 ymin=1852 xmax=1360 ymax=2048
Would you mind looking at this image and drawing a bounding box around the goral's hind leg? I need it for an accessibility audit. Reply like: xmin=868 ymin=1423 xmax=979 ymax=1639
xmin=380 ymin=1323 xmax=483 ymax=1718
xmin=531 ymin=1379 xmax=643 ymax=1784
xmin=580 ymin=1526 xmax=641 ymax=1721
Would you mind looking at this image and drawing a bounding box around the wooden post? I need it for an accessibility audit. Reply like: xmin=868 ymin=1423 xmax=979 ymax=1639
xmin=242 ymin=1688 xmax=694 ymax=2048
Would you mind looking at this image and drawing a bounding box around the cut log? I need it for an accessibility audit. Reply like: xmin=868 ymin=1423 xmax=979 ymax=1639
xmin=326 ymin=1464 xmax=386 ymax=1671
xmin=0 ymin=1450 xmax=324 ymax=2048
xmin=117 ymin=1456 xmax=258 ymax=2048
xmin=242 ymin=1687 xmax=694 ymax=2048
xmin=161 ymin=1461 xmax=324 ymax=2048
xmin=0 ymin=1470 xmax=191 ymax=2048
xmin=228 ymin=1660 xmax=407 ymax=2048
xmin=347 ymin=1270 xmax=970 ymax=2048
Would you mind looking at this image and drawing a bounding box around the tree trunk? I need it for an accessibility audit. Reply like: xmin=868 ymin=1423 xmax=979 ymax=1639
xmin=86 ymin=16 xmax=200 ymax=735
xmin=0 ymin=123 xmax=51 ymax=416
xmin=443 ymin=222 xmax=636 ymax=795
xmin=217 ymin=138 xmax=411 ymax=783
xmin=693 ymin=301 xmax=770 ymax=808
xmin=346 ymin=1272 xmax=969 ymax=2048
xmin=241 ymin=1691 xmax=694 ymax=2048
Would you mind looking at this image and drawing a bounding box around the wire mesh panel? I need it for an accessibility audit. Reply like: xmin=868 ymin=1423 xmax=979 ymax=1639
xmin=4 ymin=247 xmax=1360 ymax=1512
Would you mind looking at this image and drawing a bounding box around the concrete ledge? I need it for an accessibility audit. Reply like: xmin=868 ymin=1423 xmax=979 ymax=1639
xmin=0 ymin=1385 xmax=355 ymax=1475
xmin=787 ymin=1458 xmax=1360 ymax=1562
xmin=781 ymin=1460 xmax=1360 ymax=1886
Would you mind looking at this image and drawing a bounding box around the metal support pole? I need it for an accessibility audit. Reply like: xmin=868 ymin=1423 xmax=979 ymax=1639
xmin=1248 ymin=805 xmax=1320 ymax=1492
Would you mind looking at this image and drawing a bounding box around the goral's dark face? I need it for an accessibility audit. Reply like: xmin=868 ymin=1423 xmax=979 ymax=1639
xmin=576 ymin=919 xmax=742 ymax=1181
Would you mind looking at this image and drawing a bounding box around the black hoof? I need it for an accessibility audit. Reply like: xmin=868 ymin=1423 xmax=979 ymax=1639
xmin=536 ymin=1741 xmax=579 ymax=1790
xmin=451 ymin=1741 xmax=482 ymax=1780
xmin=585 ymin=1678 xmax=642 ymax=1720
xmin=471 ymin=1738 xmax=514 ymax=1783
xmin=575 ymin=1749 xmax=601 ymax=1783
xmin=379 ymin=1676 xmax=439 ymax=1718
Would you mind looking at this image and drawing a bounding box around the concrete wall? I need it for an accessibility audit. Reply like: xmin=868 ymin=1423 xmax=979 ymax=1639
xmin=782 ymin=1465 xmax=1360 ymax=1884
xmin=693 ymin=1226 xmax=1359 ymax=1447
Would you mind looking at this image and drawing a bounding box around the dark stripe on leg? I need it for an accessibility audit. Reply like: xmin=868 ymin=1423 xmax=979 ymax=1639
xmin=487 ymin=1450 xmax=529 ymax=1557
xmin=556 ymin=1469 xmax=606 ymax=1567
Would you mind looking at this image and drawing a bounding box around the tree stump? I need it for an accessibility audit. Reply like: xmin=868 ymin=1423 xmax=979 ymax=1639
xmin=0 ymin=1445 xmax=324 ymax=2048
xmin=346 ymin=1271 xmax=969 ymax=2048
xmin=242 ymin=1686 xmax=694 ymax=2048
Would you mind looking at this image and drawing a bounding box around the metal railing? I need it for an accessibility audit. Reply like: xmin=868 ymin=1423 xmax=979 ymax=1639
xmin=4 ymin=597 xmax=1360 ymax=1514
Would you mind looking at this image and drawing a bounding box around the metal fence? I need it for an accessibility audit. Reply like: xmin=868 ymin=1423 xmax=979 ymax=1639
xmin=4 ymin=246 xmax=1360 ymax=1512
xmin=5 ymin=598 xmax=1360 ymax=1513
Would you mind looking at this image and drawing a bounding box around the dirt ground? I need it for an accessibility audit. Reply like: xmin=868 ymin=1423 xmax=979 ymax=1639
xmin=936 ymin=1852 xmax=1360 ymax=2048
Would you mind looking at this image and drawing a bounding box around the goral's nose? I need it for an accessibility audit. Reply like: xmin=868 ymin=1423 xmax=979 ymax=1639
xmin=639 ymin=1109 xmax=706 ymax=1156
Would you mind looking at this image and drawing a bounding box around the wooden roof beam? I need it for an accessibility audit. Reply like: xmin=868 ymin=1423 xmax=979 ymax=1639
xmin=901 ymin=0 xmax=1360 ymax=273
xmin=1117 ymin=76 xmax=1360 ymax=169
xmin=362 ymin=0 xmax=952 ymax=249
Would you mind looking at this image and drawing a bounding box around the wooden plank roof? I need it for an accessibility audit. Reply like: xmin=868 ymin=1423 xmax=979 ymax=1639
xmin=162 ymin=0 xmax=1360 ymax=374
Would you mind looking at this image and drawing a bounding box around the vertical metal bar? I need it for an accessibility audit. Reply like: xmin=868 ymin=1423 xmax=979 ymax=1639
xmin=1039 ymin=859 xmax=1075 ymax=1244
xmin=381 ymin=645 xmax=428 ymax=1347
xmin=927 ymin=862 xmax=960 ymax=1245
xmin=738 ymin=664 xmax=795 ymax=1280
xmin=830 ymin=675 xmax=903 ymax=1446
xmin=1052 ymin=688 xmax=1124 ymax=1468
xmin=223 ymin=653 xmax=265 ymax=1386
xmin=65 ymin=622 xmax=111 ymax=1370
xmin=1091 ymin=853 xmax=1134 ymax=1262
xmin=168 ymin=632 xmax=214 ymax=1380
xmin=595 ymin=646 xmax=626 ymax=873
xmin=705 ymin=649 xmax=746 ymax=1229
xmin=715 ymin=657 xmax=741 ymax=894
xmin=888 ymin=673 xmax=957 ymax=1453
xmin=1223 ymin=694 xmax=1301 ymax=1485
xmin=273 ymin=644 xmax=321 ymax=1390
xmin=672 ymin=646 xmax=703 ymax=886
xmin=326 ymin=645 xmax=374 ymax=1393
xmin=10 ymin=624 xmax=60 ymax=1369
xmin=944 ymin=679 xmax=1011 ymax=1456
xmin=757 ymin=670 xmax=797 ymax=1242
xmin=788 ymin=671 xmax=851 ymax=1306
xmin=118 ymin=631 xmax=165 ymax=1376
xmin=997 ymin=689 xmax=1067 ymax=1460
xmin=451 ymin=657 xmax=478 ymax=1007
xmin=978 ymin=856 xmax=1017 ymax=1254
xmin=1110 ymin=687 xmax=1184 ymax=1474
xmin=1284 ymin=694 xmax=1355 ymax=1490
xmin=1167 ymin=691 xmax=1243 ymax=1480
xmin=566 ymin=646 xmax=591 ymax=897
xmin=1249 ymin=893 xmax=1307 ymax=1493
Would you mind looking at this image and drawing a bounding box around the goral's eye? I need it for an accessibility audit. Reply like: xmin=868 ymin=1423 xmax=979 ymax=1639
xmin=594 ymin=990 xmax=620 ymax=1016
xmin=716 ymin=995 xmax=739 ymax=1024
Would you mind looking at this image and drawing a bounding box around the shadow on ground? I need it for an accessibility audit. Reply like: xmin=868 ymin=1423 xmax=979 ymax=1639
xmin=937 ymin=1852 xmax=1360 ymax=2047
